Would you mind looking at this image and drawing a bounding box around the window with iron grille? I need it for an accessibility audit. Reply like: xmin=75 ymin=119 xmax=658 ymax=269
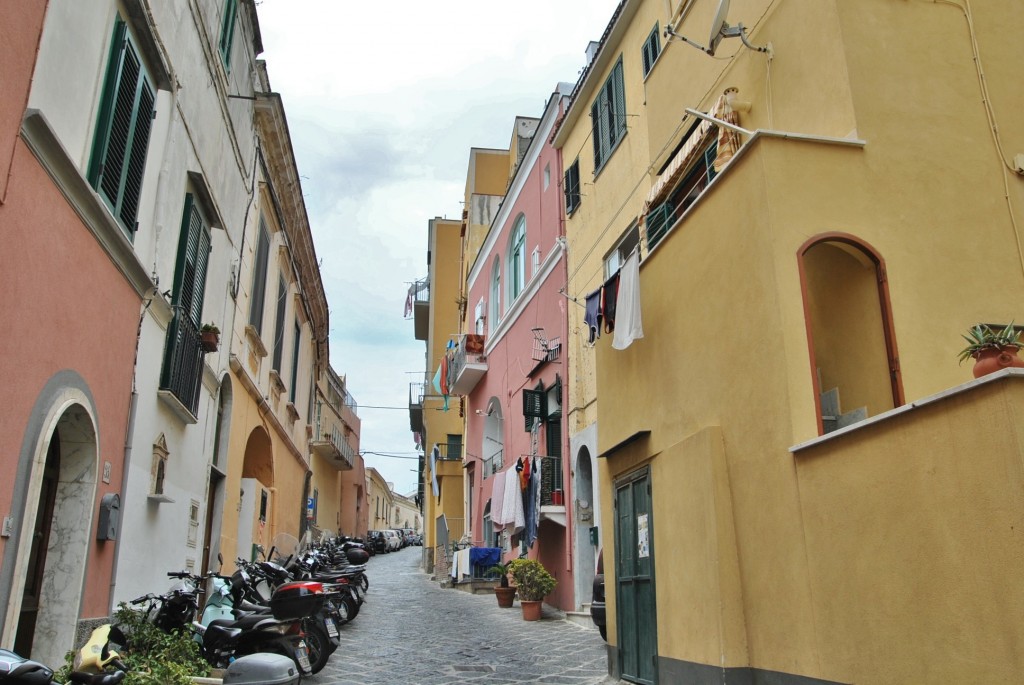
xmin=590 ymin=57 xmax=626 ymax=174
xmin=88 ymin=15 xmax=155 ymax=237
xmin=160 ymin=194 xmax=211 ymax=414
xmin=564 ymin=158 xmax=581 ymax=214
xmin=641 ymin=24 xmax=661 ymax=77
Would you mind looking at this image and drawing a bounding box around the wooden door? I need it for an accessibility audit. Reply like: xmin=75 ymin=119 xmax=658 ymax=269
xmin=614 ymin=467 xmax=658 ymax=684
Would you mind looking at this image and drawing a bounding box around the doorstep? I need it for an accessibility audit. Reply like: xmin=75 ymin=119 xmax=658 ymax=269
xmin=565 ymin=610 xmax=596 ymax=630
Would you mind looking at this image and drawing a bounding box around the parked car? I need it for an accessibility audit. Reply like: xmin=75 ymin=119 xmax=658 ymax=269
xmin=412 ymin=533 xmax=423 ymax=546
xmin=383 ymin=530 xmax=401 ymax=551
xmin=366 ymin=530 xmax=387 ymax=554
xmin=402 ymin=529 xmax=416 ymax=546
xmin=590 ymin=549 xmax=606 ymax=641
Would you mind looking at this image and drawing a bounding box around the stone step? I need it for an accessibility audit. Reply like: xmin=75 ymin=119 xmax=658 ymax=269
xmin=565 ymin=610 xmax=596 ymax=630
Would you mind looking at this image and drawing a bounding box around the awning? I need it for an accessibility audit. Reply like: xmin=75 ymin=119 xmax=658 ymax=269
xmin=642 ymin=92 xmax=744 ymax=216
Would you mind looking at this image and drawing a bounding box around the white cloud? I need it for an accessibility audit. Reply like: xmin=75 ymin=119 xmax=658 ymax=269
xmin=255 ymin=0 xmax=621 ymax=494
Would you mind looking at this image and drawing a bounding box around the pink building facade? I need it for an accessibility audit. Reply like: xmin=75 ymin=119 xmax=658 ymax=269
xmin=462 ymin=86 xmax=576 ymax=611
xmin=0 ymin=0 xmax=141 ymax=662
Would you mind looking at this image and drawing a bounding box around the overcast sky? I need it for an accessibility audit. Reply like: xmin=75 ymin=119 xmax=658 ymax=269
xmin=254 ymin=1 xmax=621 ymax=497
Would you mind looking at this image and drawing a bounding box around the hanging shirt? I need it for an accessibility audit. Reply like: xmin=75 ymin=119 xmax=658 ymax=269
xmin=584 ymin=288 xmax=602 ymax=344
xmin=602 ymin=272 xmax=620 ymax=333
xmin=612 ymin=250 xmax=644 ymax=350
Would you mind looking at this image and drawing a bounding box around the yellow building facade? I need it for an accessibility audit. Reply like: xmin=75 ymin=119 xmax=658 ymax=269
xmin=220 ymin=75 xmax=329 ymax=568
xmin=554 ymin=1 xmax=1024 ymax=683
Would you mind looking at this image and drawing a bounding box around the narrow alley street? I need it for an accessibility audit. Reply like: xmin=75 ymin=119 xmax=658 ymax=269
xmin=305 ymin=547 xmax=617 ymax=685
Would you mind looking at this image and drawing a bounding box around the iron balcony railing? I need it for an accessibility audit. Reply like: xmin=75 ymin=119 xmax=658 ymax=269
xmin=160 ymin=306 xmax=204 ymax=415
xmin=539 ymin=455 xmax=564 ymax=506
xmin=434 ymin=441 xmax=463 ymax=461
xmin=483 ymin=448 xmax=504 ymax=476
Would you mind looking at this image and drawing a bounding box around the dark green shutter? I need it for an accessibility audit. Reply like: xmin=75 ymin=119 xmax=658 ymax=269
xmin=172 ymin=194 xmax=211 ymax=326
xmin=611 ymin=61 xmax=626 ymax=142
xmin=219 ymin=0 xmax=238 ymax=70
xmin=273 ymin=275 xmax=287 ymax=372
xmin=289 ymin=319 xmax=301 ymax=403
xmin=591 ymin=100 xmax=604 ymax=170
xmin=89 ymin=16 xmax=155 ymax=235
xmin=249 ymin=219 xmax=270 ymax=333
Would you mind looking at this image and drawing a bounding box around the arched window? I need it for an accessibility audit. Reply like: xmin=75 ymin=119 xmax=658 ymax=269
xmin=508 ymin=215 xmax=526 ymax=303
xmin=490 ymin=256 xmax=501 ymax=326
xmin=798 ymin=234 xmax=903 ymax=435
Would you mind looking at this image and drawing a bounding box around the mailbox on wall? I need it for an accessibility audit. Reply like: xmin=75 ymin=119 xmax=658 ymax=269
xmin=97 ymin=493 xmax=120 ymax=541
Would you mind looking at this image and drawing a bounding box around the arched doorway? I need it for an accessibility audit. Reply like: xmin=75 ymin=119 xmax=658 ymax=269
xmin=799 ymin=234 xmax=903 ymax=434
xmin=11 ymin=402 xmax=98 ymax=667
xmin=239 ymin=426 xmax=273 ymax=562
xmin=573 ymin=446 xmax=596 ymax=610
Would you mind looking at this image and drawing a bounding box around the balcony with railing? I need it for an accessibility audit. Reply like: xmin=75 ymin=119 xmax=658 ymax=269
xmin=312 ymin=402 xmax=355 ymax=470
xmin=158 ymin=306 xmax=205 ymax=422
xmin=410 ymin=277 xmax=430 ymax=341
xmin=538 ymin=455 xmax=566 ymax=527
xmin=409 ymin=381 xmax=425 ymax=434
xmin=449 ymin=334 xmax=487 ymax=396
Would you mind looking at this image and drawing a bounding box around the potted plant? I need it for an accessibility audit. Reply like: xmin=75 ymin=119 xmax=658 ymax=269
xmin=958 ymin=322 xmax=1024 ymax=378
xmin=488 ymin=562 xmax=516 ymax=608
xmin=200 ymin=323 xmax=220 ymax=353
xmin=507 ymin=558 xmax=556 ymax=621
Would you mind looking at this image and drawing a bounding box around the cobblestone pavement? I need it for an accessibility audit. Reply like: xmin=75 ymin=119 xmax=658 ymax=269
xmin=304 ymin=546 xmax=618 ymax=685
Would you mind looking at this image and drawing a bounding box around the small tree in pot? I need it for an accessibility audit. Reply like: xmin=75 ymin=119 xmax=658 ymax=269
xmin=507 ymin=558 xmax=556 ymax=621
xmin=488 ymin=562 xmax=516 ymax=608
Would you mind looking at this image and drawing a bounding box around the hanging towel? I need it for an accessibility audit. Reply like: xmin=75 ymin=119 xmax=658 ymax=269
xmin=612 ymin=250 xmax=644 ymax=350
xmin=584 ymin=288 xmax=602 ymax=344
xmin=430 ymin=445 xmax=440 ymax=497
xmin=491 ymin=472 xmax=507 ymax=529
xmin=501 ymin=466 xmax=525 ymax=533
xmin=602 ymin=272 xmax=620 ymax=333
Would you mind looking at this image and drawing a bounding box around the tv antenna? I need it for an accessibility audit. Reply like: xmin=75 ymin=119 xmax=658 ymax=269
xmin=665 ymin=0 xmax=772 ymax=57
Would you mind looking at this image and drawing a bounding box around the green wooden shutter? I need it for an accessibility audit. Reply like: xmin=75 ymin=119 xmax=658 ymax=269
xmin=219 ymin=0 xmax=238 ymax=70
xmin=90 ymin=17 xmax=155 ymax=235
xmin=172 ymin=194 xmax=211 ymax=327
xmin=611 ymin=61 xmax=626 ymax=142
xmin=249 ymin=219 xmax=270 ymax=333
xmin=289 ymin=319 xmax=301 ymax=403
xmin=591 ymin=100 xmax=604 ymax=170
xmin=272 ymin=275 xmax=287 ymax=372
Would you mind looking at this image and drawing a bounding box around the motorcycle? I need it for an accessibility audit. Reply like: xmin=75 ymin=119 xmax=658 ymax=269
xmin=130 ymin=567 xmax=313 ymax=676
xmin=0 ymin=624 xmax=128 ymax=685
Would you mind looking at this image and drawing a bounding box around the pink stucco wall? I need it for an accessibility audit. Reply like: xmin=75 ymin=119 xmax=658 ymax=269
xmin=1 ymin=19 xmax=141 ymax=621
xmin=465 ymin=120 xmax=574 ymax=609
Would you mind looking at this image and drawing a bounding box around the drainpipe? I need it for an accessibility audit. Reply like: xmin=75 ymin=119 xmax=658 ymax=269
xmin=109 ymin=294 xmax=154 ymax=610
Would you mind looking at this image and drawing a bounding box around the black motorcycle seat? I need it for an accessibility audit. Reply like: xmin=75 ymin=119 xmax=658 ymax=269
xmin=207 ymin=612 xmax=271 ymax=631
xmin=236 ymin=599 xmax=271 ymax=613
xmin=67 ymin=671 xmax=126 ymax=685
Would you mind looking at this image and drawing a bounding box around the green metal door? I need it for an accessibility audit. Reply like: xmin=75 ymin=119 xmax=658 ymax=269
xmin=615 ymin=468 xmax=657 ymax=684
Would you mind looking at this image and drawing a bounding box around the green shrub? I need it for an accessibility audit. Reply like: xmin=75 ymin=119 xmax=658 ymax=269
xmin=55 ymin=603 xmax=210 ymax=685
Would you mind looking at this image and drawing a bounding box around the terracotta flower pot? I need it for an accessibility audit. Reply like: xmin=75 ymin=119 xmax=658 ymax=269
xmin=972 ymin=346 xmax=1024 ymax=378
xmin=200 ymin=331 xmax=219 ymax=353
xmin=494 ymin=586 xmax=516 ymax=608
xmin=521 ymin=599 xmax=542 ymax=621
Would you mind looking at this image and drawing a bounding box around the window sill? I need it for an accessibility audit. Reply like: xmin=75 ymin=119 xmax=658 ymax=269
xmin=592 ymin=130 xmax=628 ymax=182
xmin=157 ymin=389 xmax=198 ymax=425
xmin=286 ymin=401 xmax=300 ymax=424
xmin=270 ymin=369 xmax=286 ymax=394
xmin=245 ymin=324 xmax=268 ymax=358
xmin=147 ymin=494 xmax=175 ymax=504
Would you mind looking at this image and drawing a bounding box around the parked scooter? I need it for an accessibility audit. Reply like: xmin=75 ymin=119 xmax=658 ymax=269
xmin=0 ymin=624 xmax=128 ymax=685
xmin=131 ymin=567 xmax=313 ymax=676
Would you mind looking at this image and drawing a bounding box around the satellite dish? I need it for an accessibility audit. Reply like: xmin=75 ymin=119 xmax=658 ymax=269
xmin=707 ymin=0 xmax=731 ymax=56
xmin=664 ymin=0 xmax=771 ymax=57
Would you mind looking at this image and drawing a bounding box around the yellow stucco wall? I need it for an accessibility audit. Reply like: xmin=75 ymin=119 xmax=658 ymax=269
xmin=560 ymin=0 xmax=1024 ymax=680
xmin=422 ymin=218 xmax=466 ymax=550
